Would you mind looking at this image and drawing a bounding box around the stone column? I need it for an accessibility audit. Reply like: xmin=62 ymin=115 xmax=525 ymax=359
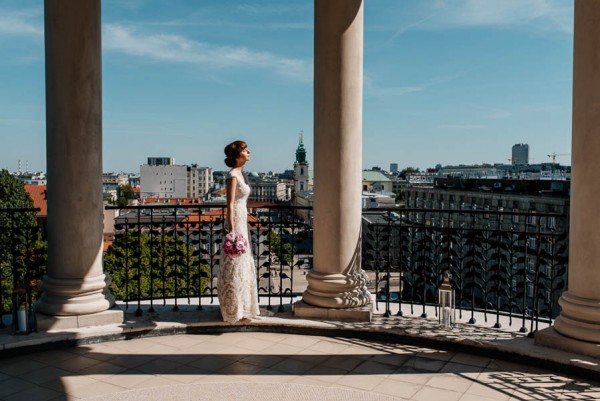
xmin=37 ymin=0 xmax=117 ymax=319
xmin=536 ymin=0 xmax=600 ymax=357
xmin=295 ymin=0 xmax=371 ymax=321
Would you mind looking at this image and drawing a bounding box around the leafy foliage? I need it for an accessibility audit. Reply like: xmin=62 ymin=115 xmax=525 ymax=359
xmin=104 ymin=229 xmax=209 ymax=301
xmin=0 ymin=169 xmax=47 ymax=312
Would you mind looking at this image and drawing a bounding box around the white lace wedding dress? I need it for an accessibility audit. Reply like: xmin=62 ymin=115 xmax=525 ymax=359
xmin=218 ymin=170 xmax=260 ymax=323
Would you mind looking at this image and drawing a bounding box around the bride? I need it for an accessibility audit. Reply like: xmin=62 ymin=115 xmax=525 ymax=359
xmin=218 ymin=140 xmax=260 ymax=323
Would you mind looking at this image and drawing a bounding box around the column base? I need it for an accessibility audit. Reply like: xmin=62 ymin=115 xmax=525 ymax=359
xmin=302 ymin=271 xmax=371 ymax=309
xmin=553 ymin=292 xmax=600 ymax=343
xmin=294 ymin=300 xmax=372 ymax=322
xmin=535 ymin=326 xmax=600 ymax=359
xmin=36 ymin=306 xmax=124 ymax=332
xmin=36 ymin=274 xmax=116 ymax=316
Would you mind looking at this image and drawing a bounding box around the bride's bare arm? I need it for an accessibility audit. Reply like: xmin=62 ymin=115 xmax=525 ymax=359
xmin=226 ymin=176 xmax=237 ymax=233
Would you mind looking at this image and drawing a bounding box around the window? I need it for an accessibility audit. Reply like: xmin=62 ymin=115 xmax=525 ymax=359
xmin=527 ymin=284 xmax=534 ymax=297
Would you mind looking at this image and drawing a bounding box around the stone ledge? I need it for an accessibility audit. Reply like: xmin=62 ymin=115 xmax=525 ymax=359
xmin=535 ymin=326 xmax=600 ymax=359
xmin=36 ymin=307 xmax=124 ymax=332
xmin=293 ymin=300 xmax=372 ymax=322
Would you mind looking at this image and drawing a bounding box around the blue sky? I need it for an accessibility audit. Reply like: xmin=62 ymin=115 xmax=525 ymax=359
xmin=0 ymin=0 xmax=574 ymax=173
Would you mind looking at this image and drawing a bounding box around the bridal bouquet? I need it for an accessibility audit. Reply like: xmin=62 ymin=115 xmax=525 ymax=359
xmin=223 ymin=232 xmax=249 ymax=257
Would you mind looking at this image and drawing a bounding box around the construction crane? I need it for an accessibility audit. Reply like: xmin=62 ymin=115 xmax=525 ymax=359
xmin=547 ymin=152 xmax=570 ymax=164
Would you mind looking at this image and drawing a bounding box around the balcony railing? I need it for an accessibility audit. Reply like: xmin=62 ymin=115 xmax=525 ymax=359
xmin=0 ymin=205 xmax=569 ymax=337
xmin=0 ymin=207 xmax=45 ymax=330
xmin=104 ymin=204 xmax=313 ymax=316
xmin=362 ymin=208 xmax=568 ymax=335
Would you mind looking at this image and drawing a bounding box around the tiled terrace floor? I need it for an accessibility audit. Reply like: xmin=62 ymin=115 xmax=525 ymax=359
xmin=1 ymin=301 xmax=600 ymax=401
xmin=1 ymin=330 xmax=600 ymax=401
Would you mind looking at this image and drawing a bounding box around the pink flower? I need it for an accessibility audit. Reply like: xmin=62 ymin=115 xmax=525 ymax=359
xmin=223 ymin=233 xmax=248 ymax=257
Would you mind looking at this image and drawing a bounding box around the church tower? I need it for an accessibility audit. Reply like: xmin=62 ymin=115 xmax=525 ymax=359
xmin=293 ymin=132 xmax=310 ymax=193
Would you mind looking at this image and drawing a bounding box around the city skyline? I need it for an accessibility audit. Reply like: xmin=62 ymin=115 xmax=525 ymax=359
xmin=0 ymin=1 xmax=574 ymax=173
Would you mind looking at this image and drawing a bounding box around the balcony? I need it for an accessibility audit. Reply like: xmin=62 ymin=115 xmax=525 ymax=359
xmin=2 ymin=205 xmax=600 ymax=399
xmin=2 ymin=1 xmax=600 ymax=399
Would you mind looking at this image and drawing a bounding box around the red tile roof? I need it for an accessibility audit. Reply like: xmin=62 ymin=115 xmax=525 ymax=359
xmin=24 ymin=185 xmax=47 ymax=217
xmin=142 ymin=197 xmax=203 ymax=205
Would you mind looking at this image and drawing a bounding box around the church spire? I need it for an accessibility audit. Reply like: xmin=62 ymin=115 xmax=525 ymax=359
xmin=295 ymin=130 xmax=306 ymax=163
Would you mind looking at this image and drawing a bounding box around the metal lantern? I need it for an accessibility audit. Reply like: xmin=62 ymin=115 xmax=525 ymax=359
xmin=12 ymin=274 xmax=31 ymax=335
xmin=438 ymin=271 xmax=455 ymax=329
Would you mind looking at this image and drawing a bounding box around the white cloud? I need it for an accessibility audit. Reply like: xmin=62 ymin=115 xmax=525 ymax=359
xmin=103 ymin=24 xmax=311 ymax=82
xmin=0 ymin=10 xmax=43 ymax=37
xmin=395 ymin=0 xmax=573 ymax=35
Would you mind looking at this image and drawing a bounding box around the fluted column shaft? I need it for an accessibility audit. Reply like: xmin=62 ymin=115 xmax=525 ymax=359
xmin=302 ymin=0 xmax=370 ymax=308
xmin=38 ymin=0 xmax=114 ymax=315
xmin=553 ymin=0 xmax=600 ymax=343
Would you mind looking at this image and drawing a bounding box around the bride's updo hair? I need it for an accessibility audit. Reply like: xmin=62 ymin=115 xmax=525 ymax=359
xmin=224 ymin=140 xmax=247 ymax=168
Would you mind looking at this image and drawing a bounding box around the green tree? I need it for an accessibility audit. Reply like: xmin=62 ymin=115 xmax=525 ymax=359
xmin=268 ymin=230 xmax=293 ymax=266
xmin=0 ymin=169 xmax=47 ymax=311
xmin=399 ymin=167 xmax=420 ymax=179
xmin=104 ymin=229 xmax=209 ymax=301
xmin=116 ymin=184 xmax=135 ymax=207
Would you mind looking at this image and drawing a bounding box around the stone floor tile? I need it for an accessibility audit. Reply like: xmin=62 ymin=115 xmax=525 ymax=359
xmin=450 ymin=352 xmax=494 ymax=368
xmin=25 ymin=366 xmax=73 ymax=385
xmin=308 ymin=339 xmax=350 ymax=354
xmin=41 ymin=375 xmax=99 ymax=394
xmin=0 ymin=377 xmax=37 ymax=398
xmin=74 ymin=361 xmax=132 ymax=380
xmin=216 ymin=361 xmax=265 ymax=375
xmin=134 ymin=357 xmax=183 ymax=374
xmin=440 ymin=361 xmax=485 ymax=375
xmin=288 ymin=375 xmax=337 ymax=387
xmin=229 ymin=336 xmax=275 ymax=352
xmin=156 ymin=364 xmax=211 ymax=384
xmin=30 ymin=349 xmax=79 ymax=364
xmin=320 ymin=354 xmax=363 ymax=372
xmin=416 ymin=349 xmax=455 ymax=362
xmin=0 ymin=358 xmax=47 ymax=376
xmin=187 ymin=355 xmax=242 ymax=372
xmin=247 ymin=368 xmax=296 ymax=383
xmin=3 ymin=385 xmax=63 ymax=401
xmin=352 ymin=359 xmax=399 ymax=376
xmin=465 ymin=381 xmax=513 ymax=400
xmin=128 ymin=375 xmax=182 ymax=389
xmin=336 ymin=374 xmax=386 ymax=391
xmin=303 ymin=364 xmax=350 ymax=382
xmin=411 ymin=385 xmax=463 ymax=401
xmin=193 ymin=374 xmax=250 ymax=383
xmin=388 ymin=372 xmax=433 ymax=385
xmin=237 ymin=354 xmax=285 ymax=368
xmin=372 ymin=379 xmax=422 ymax=399
xmin=106 ymin=354 xmax=158 ymax=370
xmin=99 ymin=371 xmax=152 ymax=388
xmin=52 ymin=355 xmax=104 ymax=373
xmin=256 ymin=342 xmax=304 ymax=355
xmin=268 ymin=358 xmax=317 ymax=375
xmin=65 ymin=380 xmax=126 ymax=399
xmin=460 ymin=393 xmax=506 ymax=401
xmin=402 ymin=356 xmax=446 ymax=373
xmin=426 ymin=373 xmax=474 ymax=393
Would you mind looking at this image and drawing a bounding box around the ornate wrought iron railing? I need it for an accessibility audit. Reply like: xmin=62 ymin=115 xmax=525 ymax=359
xmin=362 ymin=208 xmax=569 ymax=335
xmin=0 ymin=207 xmax=45 ymax=330
xmin=103 ymin=204 xmax=313 ymax=315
